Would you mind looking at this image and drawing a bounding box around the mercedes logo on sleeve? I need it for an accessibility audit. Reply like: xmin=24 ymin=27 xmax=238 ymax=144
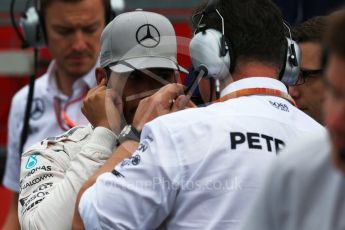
xmin=136 ymin=24 xmax=161 ymax=48
xmin=30 ymin=98 xmax=45 ymax=120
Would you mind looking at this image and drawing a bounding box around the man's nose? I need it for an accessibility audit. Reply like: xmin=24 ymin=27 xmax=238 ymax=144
xmin=289 ymin=86 xmax=301 ymax=100
xmin=72 ymin=31 xmax=87 ymax=52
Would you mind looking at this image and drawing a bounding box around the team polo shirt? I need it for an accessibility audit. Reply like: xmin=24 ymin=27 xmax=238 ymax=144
xmin=79 ymin=77 xmax=325 ymax=230
xmin=3 ymin=60 xmax=97 ymax=192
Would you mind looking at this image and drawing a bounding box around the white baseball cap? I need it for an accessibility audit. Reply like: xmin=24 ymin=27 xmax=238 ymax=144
xmin=100 ymin=10 xmax=188 ymax=74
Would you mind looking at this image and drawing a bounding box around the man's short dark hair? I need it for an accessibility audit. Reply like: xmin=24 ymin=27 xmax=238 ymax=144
xmin=192 ymin=0 xmax=286 ymax=72
xmin=327 ymin=9 xmax=345 ymax=59
xmin=40 ymin=0 xmax=110 ymax=33
xmin=292 ymin=16 xmax=328 ymax=43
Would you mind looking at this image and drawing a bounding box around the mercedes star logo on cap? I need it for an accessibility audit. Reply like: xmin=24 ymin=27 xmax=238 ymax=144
xmin=136 ymin=24 xmax=160 ymax=48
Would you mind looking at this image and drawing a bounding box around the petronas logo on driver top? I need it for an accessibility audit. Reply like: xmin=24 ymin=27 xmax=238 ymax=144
xmin=25 ymin=155 xmax=38 ymax=169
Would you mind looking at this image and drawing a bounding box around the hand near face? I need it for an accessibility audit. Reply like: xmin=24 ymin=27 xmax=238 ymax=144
xmin=132 ymin=83 xmax=196 ymax=131
xmin=81 ymin=79 xmax=123 ymax=133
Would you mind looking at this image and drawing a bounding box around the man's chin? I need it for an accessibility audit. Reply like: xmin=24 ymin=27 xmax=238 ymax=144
xmin=65 ymin=67 xmax=92 ymax=79
xmin=65 ymin=60 xmax=96 ymax=77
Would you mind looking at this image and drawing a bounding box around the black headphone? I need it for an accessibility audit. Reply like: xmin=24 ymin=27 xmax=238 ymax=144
xmin=189 ymin=0 xmax=301 ymax=85
xmin=20 ymin=0 xmax=124 ymax=48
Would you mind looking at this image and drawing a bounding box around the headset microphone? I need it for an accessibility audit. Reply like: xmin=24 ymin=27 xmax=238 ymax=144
xmin=197 ymin=65 xmax=209 ymax=77
xmin=184 ymin=65 xmax=208 ymax=97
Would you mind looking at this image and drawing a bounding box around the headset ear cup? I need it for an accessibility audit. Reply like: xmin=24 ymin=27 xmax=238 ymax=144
xmin=280 ymin=37 xmax=301 ymax=85
xmin=20 ymin=6 xmax=45 ymax=48
xmin=190 ymin=29 xmax=231 ymax=80
xmin=109 ymin=0 xmax=125 ymax=22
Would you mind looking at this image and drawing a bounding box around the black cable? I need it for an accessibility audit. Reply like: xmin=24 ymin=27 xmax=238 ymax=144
xmin=10 ymin=0 xmax=28 ymax=48
xmin=18 ymin=0 xmax=39 ymax=155
xmin=19 ymin=48 xmax=38 ymax=154
xmin=19 ymin=0 xmax=40 ymax=154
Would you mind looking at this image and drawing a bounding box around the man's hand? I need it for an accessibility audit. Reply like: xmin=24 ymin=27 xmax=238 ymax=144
xmin=81 ymin=79 xmax=122 ymax=133
xmin=132 ymin=83 xmax=196 ymax=131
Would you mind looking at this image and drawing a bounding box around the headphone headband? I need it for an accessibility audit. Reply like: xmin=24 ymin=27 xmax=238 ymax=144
xmin=205 ymin=0 xmax=216 ymax=14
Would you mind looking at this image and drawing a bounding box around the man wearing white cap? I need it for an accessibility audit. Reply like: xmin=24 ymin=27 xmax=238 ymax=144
xmin=18 ymin=10 xmax=187 ymax=230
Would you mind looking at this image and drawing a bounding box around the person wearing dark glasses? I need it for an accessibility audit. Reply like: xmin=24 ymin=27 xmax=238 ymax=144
xmin=289 ymin=16 xmax=328 ymax=124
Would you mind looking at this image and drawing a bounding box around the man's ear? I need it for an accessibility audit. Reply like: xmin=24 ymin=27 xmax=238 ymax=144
xmin=95 ymin=68 xmax=108 ymax=85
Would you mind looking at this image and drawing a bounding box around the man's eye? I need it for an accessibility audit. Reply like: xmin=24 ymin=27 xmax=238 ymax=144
xmin=128 ymin=70 xmax=146 ymax=80
xmin=160 ymin=74 xmax=172 ymax=79
xmin=55 ymin=29 xmax=73 ymax=36
xmin=83 ymin=26 xmax=98 ymax=34
xmin=129 ymin=73 xmax=140 ymax=80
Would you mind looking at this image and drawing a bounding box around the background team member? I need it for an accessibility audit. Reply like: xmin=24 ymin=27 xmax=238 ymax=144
xmin=18 ymin=10 xmax=187 ymax=230
xmin=76 ymin=0 xmax=325 ymax=229
xmin=240 ymin=10 xmax=345 ymax=230
xmin=2 ymin=0 xmax=112 ymax=229
xmin=289 ymin=16 xmax=327 ymax=124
